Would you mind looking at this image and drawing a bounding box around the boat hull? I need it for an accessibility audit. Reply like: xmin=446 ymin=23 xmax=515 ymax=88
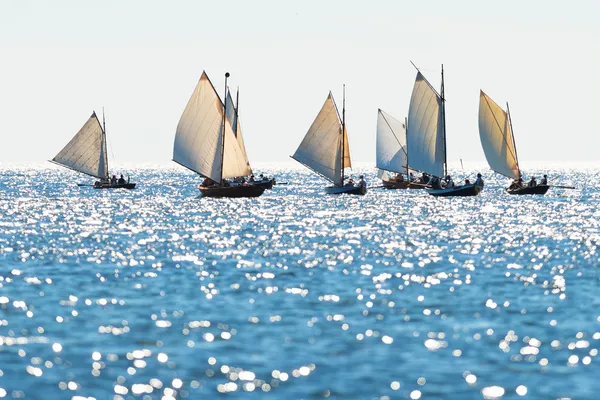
xmin=506 ymin=185 xmax=550 ymax=195
xmin=94 ymin=183 xmax=136 ymax=190
xmin=427 ymin=184 xmax=481 ymax=197
xmin=325 ymin=185 xmax=367 ymax=195
xmin=382 ymin=180 xmax=426 ymax=190
xmin=199 ymin=184 xmax=266 ymax=198
xmin=254 ymin=179 xmax=274 ymax=190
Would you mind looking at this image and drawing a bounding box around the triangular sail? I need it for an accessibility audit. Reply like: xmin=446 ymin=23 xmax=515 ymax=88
xmin=292 ymin=93 xmax=344 ymax=186
xmin=342 ymin=125 xmax=351 ymax=169
xmin=52 ymin=112 xmax=108 ymax=179
xmin=173 ymin=71 xmax=251 ymax=182
xmin=406 ymin=72 xmax=445 ymax=178
xmin=225 ymin=90 xmax=252 ymax=175
xmin=478 ymin=91 xmax=520 ymax=180
xmin=376 ymin=109 xmax=408 ymax=174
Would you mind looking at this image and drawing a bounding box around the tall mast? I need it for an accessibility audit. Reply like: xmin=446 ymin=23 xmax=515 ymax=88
xmin=341 ymin=84 xmax=346 ymax=185
xmin=405 ymin=116 xmax=409 ymax=178
xmin=102 ymin=107 xmax=108 ymax=179
xmin=220 ymin=72 xmax=230 ymax=184
xmin=234 ymin=86 xmax=239 ymax=135
xmin=506 ymin=102 xmax=521 ymax=178
xmin=440 ymin=64 xmax=448 ymax=178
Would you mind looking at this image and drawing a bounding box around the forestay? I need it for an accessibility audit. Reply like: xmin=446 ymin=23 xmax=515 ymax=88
xmin=173 ymin=72 xmax=251 ymax=183
xmin=478 ymin=91 xmax=520 ymax=180
xmin=52 ymin=112 xmax=108 ymax=179
xmin=292 ymin=93 xmax=347 ymax=186
xmin=406 ymin=72 xmax=445 ymax=178
xmin=376 ymin=109 xmax=408 ymax=174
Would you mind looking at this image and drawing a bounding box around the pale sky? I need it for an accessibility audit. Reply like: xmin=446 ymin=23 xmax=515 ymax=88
xmin=1 ymin=0 xmax=598 ymax=167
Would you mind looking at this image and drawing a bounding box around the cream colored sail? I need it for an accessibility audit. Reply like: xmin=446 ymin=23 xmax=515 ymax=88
xmin=225 ymin=90 xmax=252 ymax=175
xmin=478 ymin=91 xmax=520 ymax=180
xmin=376 ymin=109 xmax=408 ymax=174
xmin=52 ymin=112 xmax=108 ymax=179
xmin=292 ymin=93 xmax=345 ymax=186
xmin=173 ymin=72 xmax=251 ymax=183
xmin=406 ymin=72 xmax=445 ymax=178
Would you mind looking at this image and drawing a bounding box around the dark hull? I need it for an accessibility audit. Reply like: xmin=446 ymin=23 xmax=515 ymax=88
xmin=199 ymin=184 xmax=266 ymax=198
xmin=255 ymin=179 xmax=274 ymax=190
xmin=382 ymin=180 xmax=426 ymax=190
xmin=325 ymin=185 xmax=367 ymax=195
xmin=427 ymin=184 xmax=481 ymax=197
xmin=507 ymin=185 xmax=550 ymax=195
xmin=94 ymin=183 xmax=136 ymax=190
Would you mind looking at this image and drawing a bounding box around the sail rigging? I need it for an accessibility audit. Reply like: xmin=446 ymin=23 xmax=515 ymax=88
xmin=173 ymin=71 xmax=251 ymax=183
xmin=478 ymin=91 xmax=520 ymax=180
xmin=225 ymin=89 xmax=252 ymax=175
xmin=406 ymin=71 xmax=446 ymax=178
xmin=376 ymin=109 xmax=408 ymax=175
xmin=52 ymin=112 xmax=109 ymax=179
xmin=292 ymin=92 xmax=348 ymax=186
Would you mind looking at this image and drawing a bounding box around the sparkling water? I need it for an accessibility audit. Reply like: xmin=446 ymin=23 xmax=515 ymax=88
xmin=0 ymin=166 xmax=598 ymax=399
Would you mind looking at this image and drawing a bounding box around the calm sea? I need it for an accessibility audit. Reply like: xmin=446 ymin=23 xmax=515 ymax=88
xmin=0 ymin=166 xmax=599 ymax=399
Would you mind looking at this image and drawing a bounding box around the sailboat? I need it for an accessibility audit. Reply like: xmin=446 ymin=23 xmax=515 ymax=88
xmin=376 ymin=110 xmax=423 ymax=189
xmin=173 ymin=71 xmax=266 ymax=198
xmin=478 ymin=91 xmax=549 ymax=195
xmin=292 ymin=87 xmax=366 ymax=195
xmin=50 ymin=111 xmax=136 ymax=189
xmin=405 ymin=64 xmax=481 ymax=197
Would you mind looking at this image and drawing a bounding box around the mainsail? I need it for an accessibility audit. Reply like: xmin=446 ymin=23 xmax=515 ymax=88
xmin=52 ymin=112 xmax=108 ymax=179
xmin=376 ymin=109 xmax=408 ymax=175
xmin=406 ymin=71 xmax=445 ymax=178
xmin=292 ymin=93 xmax=348 ymax=186
xmin=478 ymin=91 xmax=520 ymax=180
xmin=173 ymin=71 xmax=252 ymax=183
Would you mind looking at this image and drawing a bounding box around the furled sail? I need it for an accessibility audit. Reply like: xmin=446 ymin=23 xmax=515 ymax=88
xmin=478 ymin=91 xmax=520 ymax=180
xmin=225 ymin=90 xmax=252 ymax=175
xmin=376 ymin=109 xmax=408 ymax=174
xmin=52 ymin=112 xmax=108 ymax=179
xmin=173 ymin=71 xmax=252 ymax=183
xmin=406 ymin=72 xmax=445 ymax=178
xmin=292 ymin=93 xmax=345 ymax=186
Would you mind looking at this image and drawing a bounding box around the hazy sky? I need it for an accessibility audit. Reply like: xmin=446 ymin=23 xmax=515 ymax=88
xmin=1 ymin=0 xmax=598 ymax=168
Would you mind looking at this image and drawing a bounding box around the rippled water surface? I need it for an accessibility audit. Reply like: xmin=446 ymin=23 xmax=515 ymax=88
xmin=1 ymin=166 xmax=600 ymax=399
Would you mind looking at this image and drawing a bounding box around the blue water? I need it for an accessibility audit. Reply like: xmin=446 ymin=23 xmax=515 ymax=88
xmin=0 ymin=166 xmax=599 ymax=399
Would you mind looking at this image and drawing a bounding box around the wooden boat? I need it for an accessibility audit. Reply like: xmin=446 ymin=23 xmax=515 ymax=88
xmin=292 ymin=86 xmax=366 ymax=196
xmin=376 ymin=110 xmax=423 ymax=189
xmin=404 ymin=64 xmax=480 ymax=198
xmin=428 ymin=183 xmax=481 ymax=197
xmin=50 ymin=111 xmax=136 ymax=189
xmin=506 ymin=184 xmax=550 ymax=195
xmin=173 ymin=71 xmax=266 ymax=198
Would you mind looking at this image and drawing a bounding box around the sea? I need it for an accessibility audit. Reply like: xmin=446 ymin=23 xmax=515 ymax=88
xmin=0 ymin=165 xmax=599 ymax=400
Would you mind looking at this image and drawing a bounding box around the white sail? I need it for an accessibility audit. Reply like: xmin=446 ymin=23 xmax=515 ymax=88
xmin=225 ymin=90 xmax=252 ymax=175
xmin=292 ymin=93 xmax=345 ymax=186
xmin=406 ymin=71 xmax=445 ymax=178
xmin=478 ymin=91 xmax=520 ymax=180
xmin=376 ymin=109 xmax=408 ymax=174
xmin=173 ymin=72 xmax=251 ymax=182
xmin=52 ymin=112 xmax=108 ymax=179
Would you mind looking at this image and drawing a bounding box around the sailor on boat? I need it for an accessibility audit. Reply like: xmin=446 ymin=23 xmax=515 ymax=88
xmin=528 ymin=176 xmax=537 ymax=187
xmin=444 ymin=175 xmax=455 ymax=188
xmin=475 ymin=173 xmax=484 ymax=189
xmin=358 ymin=175 xmax=366 ymax=189
xmin=395 ymin=173 xmax=405 ymax=183
xmin=540 ymin=175 xmax=548 ymax=185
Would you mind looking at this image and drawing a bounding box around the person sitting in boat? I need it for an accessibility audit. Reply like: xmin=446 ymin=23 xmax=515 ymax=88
xmin=409 ymin=172 xmax=415 ymax=182
xmin=110 ymin=175 xmax=117 ymax=186
xmin=358 ymin=175 xmax=366 ymax=188
xmin=395 ymin=173 xmax=404 ymax=183
xmin=528 ymin=176 xmax=537 ymax=187
xmin=344 ymin=178 xmax=355 ymax=187
xmin=444 ymin=175 xmax=455 ymax=188
xmin=474 ymin=173 xmax=484 ymax=188
xmin=118 ymin=175 xmax=125 ymax=185
xmin=540 ymin=174 xmax=548 ymax=185
xmin=465 ymin=179 xmax=471 ymax=185
xmin=427 ymin=175 xmax=442 ymax=189
xmin=420 ymin=173 xmax=429 ymax=184
xmin=201 ymin=177 xmax=216 ymax=187
xmin=249 ymin=175 xmax=255 ymax=182
xmin=508 ymin=179 xmax=521 ymax=190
